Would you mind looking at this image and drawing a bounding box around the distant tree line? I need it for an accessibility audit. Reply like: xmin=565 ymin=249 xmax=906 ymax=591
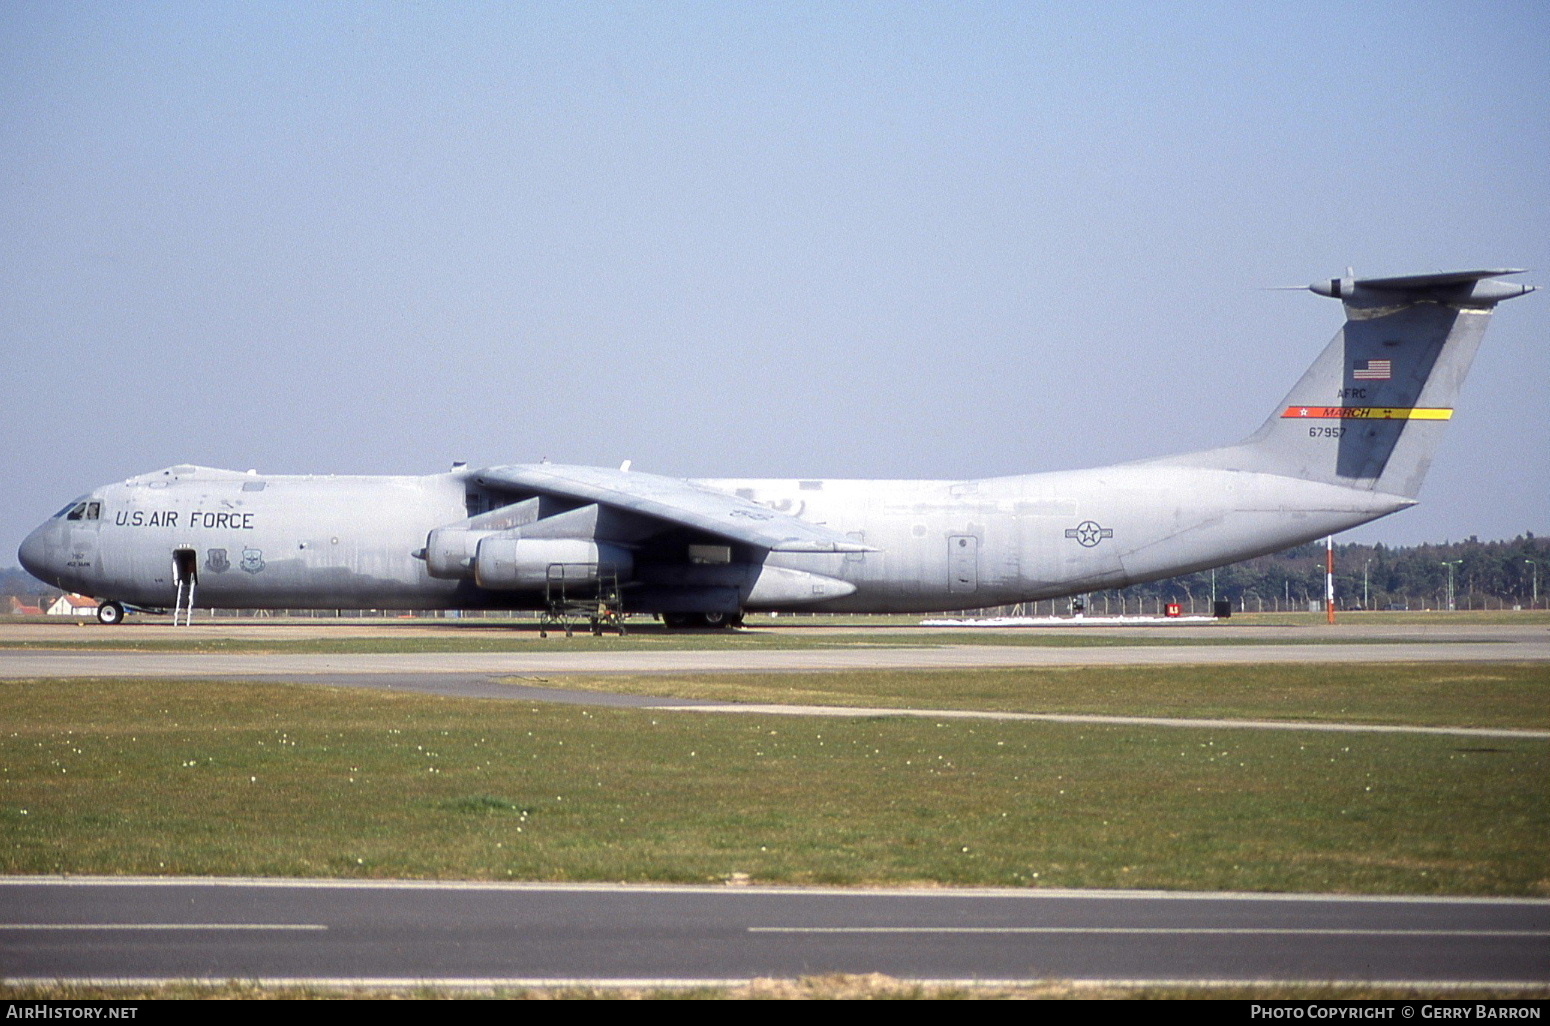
xmin=1039 ymin=533 xmax=1548 ymax=615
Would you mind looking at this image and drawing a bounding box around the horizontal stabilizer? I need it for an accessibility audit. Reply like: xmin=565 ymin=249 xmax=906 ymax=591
xmin=1311 ymin=268 xmax=1535 ymax=306
xmin=1356 ymin=269 xmax=1525 ymax=290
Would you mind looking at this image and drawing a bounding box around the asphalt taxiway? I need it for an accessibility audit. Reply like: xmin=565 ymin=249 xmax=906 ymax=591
xmin=4 ymin=878 xmax=1547 ymax=987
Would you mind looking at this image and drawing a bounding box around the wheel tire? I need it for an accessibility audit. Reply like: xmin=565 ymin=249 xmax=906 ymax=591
xmin=96 ymin=601 xmax=125 ymax=626
xmin=700 ymin=611 xmax=731 ymax=629
xmin=661 ymin=612 xmax=690 ymax=629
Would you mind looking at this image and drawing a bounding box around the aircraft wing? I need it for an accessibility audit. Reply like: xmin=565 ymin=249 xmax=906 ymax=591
xmin=472 ymin=463 xmax=874 ymax=553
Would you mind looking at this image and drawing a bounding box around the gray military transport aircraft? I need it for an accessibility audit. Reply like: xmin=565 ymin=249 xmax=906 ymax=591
xmin=18 ymin=269 xmax=1537 ymax=628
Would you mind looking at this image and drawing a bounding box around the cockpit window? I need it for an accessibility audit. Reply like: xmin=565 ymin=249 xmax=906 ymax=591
xmin=55 ymin=496 xmax=88 ymax=517
xmin=61 ymin=500 xmax=101 ymax=521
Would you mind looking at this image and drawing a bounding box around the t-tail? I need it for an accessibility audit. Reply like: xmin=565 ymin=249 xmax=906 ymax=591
xmin=1165 ymin=268 xmax=1535 ymax=498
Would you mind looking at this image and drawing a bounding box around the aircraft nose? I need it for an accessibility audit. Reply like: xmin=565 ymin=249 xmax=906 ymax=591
xmin=17 ymin=522 xmax=55 ymax=584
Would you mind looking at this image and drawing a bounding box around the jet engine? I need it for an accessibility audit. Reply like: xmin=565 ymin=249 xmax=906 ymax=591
xmin=472 ymin=537 xmax=634 ymax=590
xmin=424 ymin=527 xmax=489 ymax=579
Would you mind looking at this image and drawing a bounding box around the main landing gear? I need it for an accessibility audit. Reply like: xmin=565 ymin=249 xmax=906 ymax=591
xmin=660 ymin=611 xmax=743 ymax=630
xmin=96 ymin=601 xmax=126 ymax=625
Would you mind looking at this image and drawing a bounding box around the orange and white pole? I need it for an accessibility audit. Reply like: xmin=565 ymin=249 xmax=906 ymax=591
xmin=1326 ymin=536 xmax=1336 ymax=624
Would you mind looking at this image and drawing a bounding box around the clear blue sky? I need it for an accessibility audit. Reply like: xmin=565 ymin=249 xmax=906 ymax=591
xmin=3 ymin=0 xmax=1547 ymax=563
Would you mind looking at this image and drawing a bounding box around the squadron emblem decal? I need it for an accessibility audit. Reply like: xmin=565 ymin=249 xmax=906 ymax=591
xmin=1065 ymin=521 xmax=1113 ymax=547
xmin=239 ymin=548 xmax=266 ymax=574
xmin=205 ymin=548 xmax=230 ymax=574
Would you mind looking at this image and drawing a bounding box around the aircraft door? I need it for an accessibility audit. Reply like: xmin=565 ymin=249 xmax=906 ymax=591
xmin=171 ymin=548 xmax=199 ymax=626
xmin=948 ymin=535 xmax=978 ymax=594
xmin=172 ymin=549 xmax=198 ymax=586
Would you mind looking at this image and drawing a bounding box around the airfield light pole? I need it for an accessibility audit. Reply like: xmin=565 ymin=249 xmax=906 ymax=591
xmin=1441 ymin=560 xmax=1461 ymax=611
xmin=1364 ymin=558 xmax=1372 ymax=610
xmin=1526 ymin=559 xmax=1540 ymax=609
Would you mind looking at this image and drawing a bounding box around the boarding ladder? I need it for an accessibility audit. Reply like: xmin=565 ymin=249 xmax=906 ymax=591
xmin=172 ymin=549 xmax=198 ymax=626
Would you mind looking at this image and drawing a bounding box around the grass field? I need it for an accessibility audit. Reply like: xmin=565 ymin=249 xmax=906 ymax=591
xmin=3 ymin=668 xmax=1545 ymax=896
xmin=535 ymin=663 xmax=1550 ymax=729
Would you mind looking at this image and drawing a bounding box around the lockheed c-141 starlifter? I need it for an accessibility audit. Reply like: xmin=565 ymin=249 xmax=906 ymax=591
xmin=19 ymin=269 xmax=1535 ymax=628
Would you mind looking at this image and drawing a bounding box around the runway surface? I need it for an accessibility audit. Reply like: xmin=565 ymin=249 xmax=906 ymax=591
xmin=4 ymin=878 xmax=1547 ymax=987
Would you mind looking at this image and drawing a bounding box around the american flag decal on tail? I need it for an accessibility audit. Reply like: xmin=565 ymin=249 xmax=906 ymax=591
xmin=1353 ymin=358 xmax=1392 ymax=380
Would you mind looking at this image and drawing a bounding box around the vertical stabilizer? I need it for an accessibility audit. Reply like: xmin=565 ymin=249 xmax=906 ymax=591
xmin=1166 ymin=269 xmax=1534 ymax=498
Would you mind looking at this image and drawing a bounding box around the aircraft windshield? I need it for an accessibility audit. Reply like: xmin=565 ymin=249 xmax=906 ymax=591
xmin=60 ymin=500 xmax=101 ymax=521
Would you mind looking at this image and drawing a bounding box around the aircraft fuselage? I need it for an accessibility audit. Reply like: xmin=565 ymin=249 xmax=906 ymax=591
xmin=19 ymin=462 xmax=1407 ymax=615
